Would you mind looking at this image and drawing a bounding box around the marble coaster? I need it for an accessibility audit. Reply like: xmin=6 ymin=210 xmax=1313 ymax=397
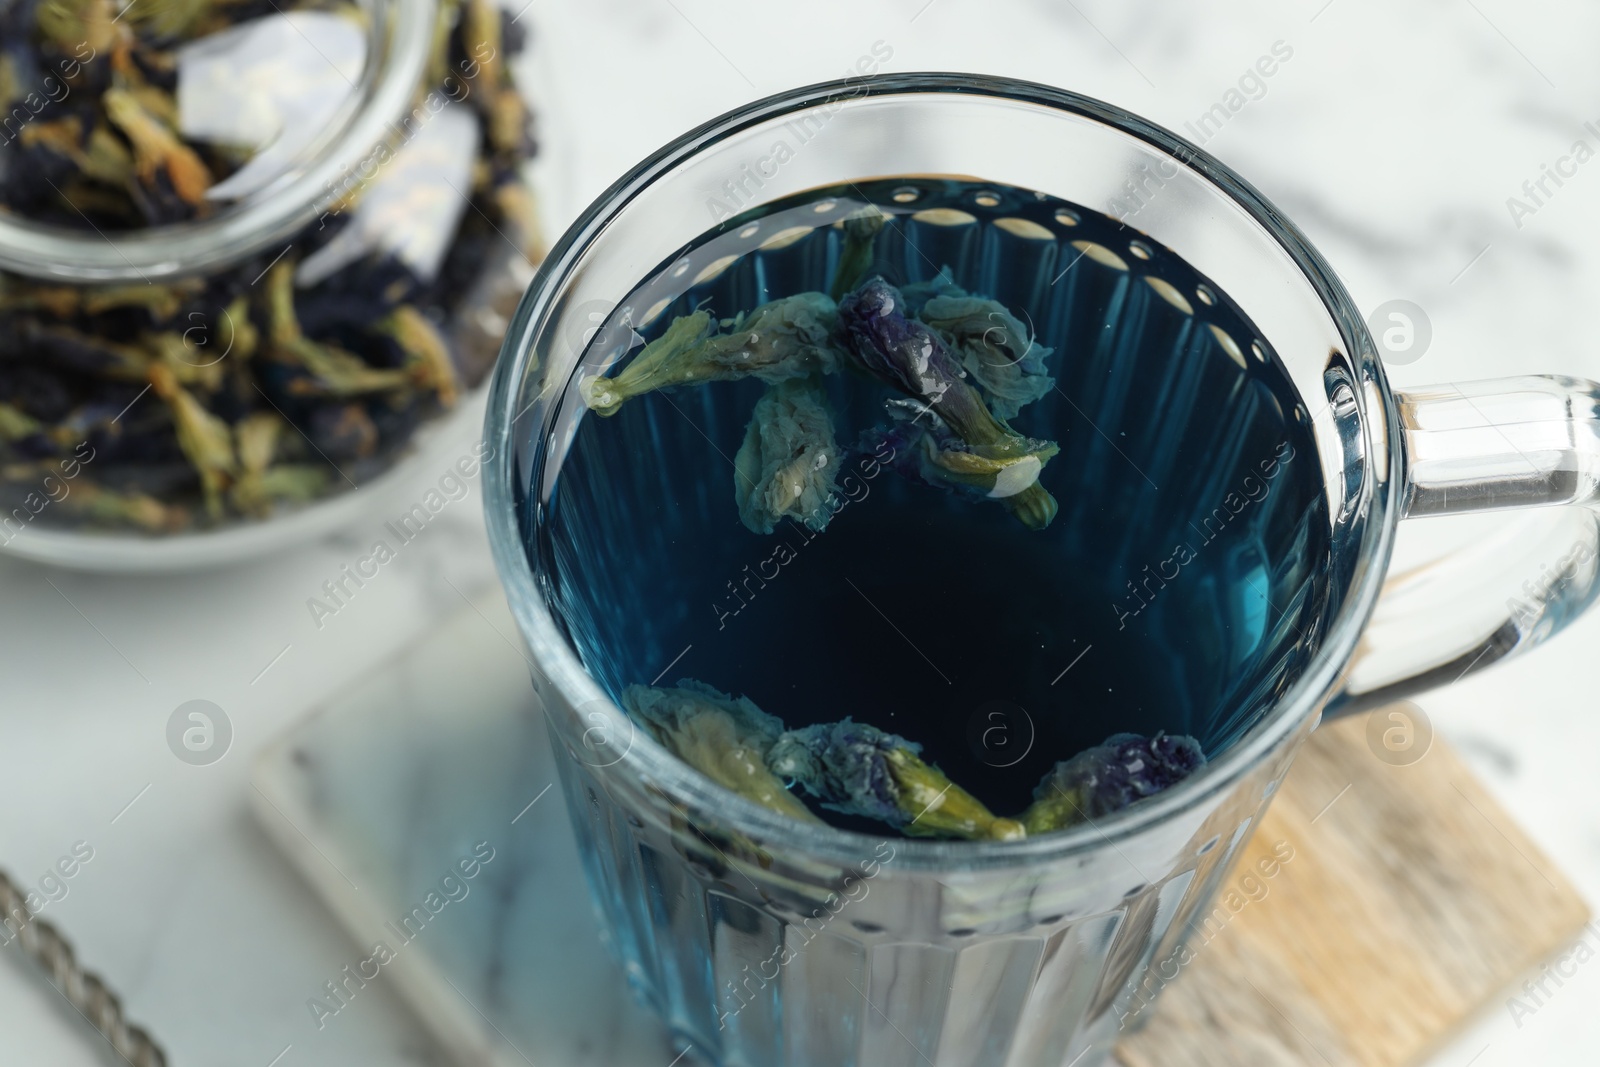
xmin=251 ymin=586 xmax=674 ymax=1067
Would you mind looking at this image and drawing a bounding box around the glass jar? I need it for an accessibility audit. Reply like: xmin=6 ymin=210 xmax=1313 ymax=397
xmin=0 ymin=0 xmax=542 ymax=570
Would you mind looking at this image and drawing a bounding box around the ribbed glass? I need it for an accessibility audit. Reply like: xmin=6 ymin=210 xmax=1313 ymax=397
xmin=485 ymin=73 xmax=1600 ymax=1067
xmin=524 ymin=178 xmax=1332 ymax=1063
xmin=484 ymin=73 xmax=1391 ymax=1067
xmin=541 ymin=695 xmax=1308 ymax=1067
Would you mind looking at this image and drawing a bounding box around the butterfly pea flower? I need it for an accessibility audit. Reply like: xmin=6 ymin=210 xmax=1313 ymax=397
xmin=0 ymin=404 xmax=45 ymax=455
xmin=230 ymin=411 xmax=329 ymax=517
xmin=838 ymin=276 xmax=1027 ymax=447
xmin=8 ymin=321 xmax=149 ymax=382
xmin=624 ymin=682 xmax=823 ymax=825
xmin=144 ymin=331 xmax=227 ymax=392
xmin=66 ymin=478 xmax=188 ymax=533
xmin=248 ymin=466 xmax=329 ymax=508
xmin=461 ymin=0 xmax=502 ymax=92
xmin=33 ymin=0 xmax=119 ymax=54
xmin=233 ymin=413 xmax=281 ymax=484
xmin=733 ymin=376 xmax=842 ymax=535
xmin=221 ymin=295 xmax=259 ymax=361
xmin=379 ymin=305 xmax=460 ymax=407
xmin=1020 ymin=732 xmax=1206 ymax=835
xmin=863 ymin=409 xmax=1059 ymax=516
xmin=0 ymin=278 xmax=83 ymax=319
xmin=581 ymin=293 xmax=842 ymax=417
xmin=838 ymin=276 xmax=988 ymax=435
xmin=919 ymin=294 xmax=1055 ymax=420
xmin=264 ymin=261 xmax=414 ymax=397
xmin=829 ymin=207 xmax=887 ymax=301
xmin=308 ymin=403 xmax=380 ymax=460
xmin=839 ymin=277 xmax=1059 ymax=529
xmin=580 ymin=310 xmax=711 ymax=415
xmin=493 ymin=174 xmax=543 ymax=261
xmin=123 ymin=85 xmax=181 ymax=129
xmin=0 ymin=0 xmax=535 ymax=533
xmin=488 ymin=88 xmax=533 ymax=159
xmin=117 ymin=0 xmax=216 ymax=40
xmin=767 ymin=719 xmax=1025 ymax=841
xmin=456 ymin=0 xmax=533 ymax=165
xmin=77 ymin=124 xmax=138 ymax=190
xmin=8 ymin=117 xmax=90 ymax=204
xmin=16 ymin=119 xmax=106 ymax=189
xmin=899 ymin=267 xmax=966 ymax=317
xmin=102 ymin=88 xmax=213 ymax=220
xmin=147 ymin=362 xmax=235 ymax=519
xmin=81 ymin=281 xmax=205 ymax=324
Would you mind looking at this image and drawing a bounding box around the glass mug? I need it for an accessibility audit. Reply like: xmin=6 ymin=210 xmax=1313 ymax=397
xmin=484 ymin=74 xmax=1600 ymax=1067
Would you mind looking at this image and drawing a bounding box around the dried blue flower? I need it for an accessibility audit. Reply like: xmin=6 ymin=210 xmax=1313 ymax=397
xmin=733 ymin=376 xmax=841 ymax=535
xmin=896 ymin=263 xmax=1062 ymax=429
xmin=0 ymin=403 xmax=45 ymax=453
xmin=1020 ymin=733 xmax=1206 ymax=834
xmin=379 ymin=305 xmax=460 ymax=408
xmin=768 ymin=718 xmax=1024 ymax=840
xmin=829 ymin=207 xmax=886 ymax=300
xmin=623 ymin=681 xmax=822 ymax=824
xmin=230 ymin=411 xmax=328 ymax=517
xmin=103 ymin=88 xmax=214 ymax=220
xmin=861 ymin=403 xmax=1059 ymax=512
xmin=918 ymin=294 xmax=1054 ymax=420
xmin=122 ymin=0 xmax=216 ymax=42
xmin=264 ymin=260 xmax=415 ymax=397
xmin=838 ymin=276 xmax=1059 ymax=528
xmin=306 ymin=403 xmax=378 ymax=460
xmin=581 ymin=293 xmax=843 ymax=417
xmin=579 ymin=309 xmax=712 ymax=415
xmin=33 ymin=0 xmax=118 ymax=54
xmin=838 ymin=276 xmax=988 ymax=433
xmin=58 ymin=477 xmax=187 ymax=532
xmin=899 ymin=267 xmax=966 ymax=317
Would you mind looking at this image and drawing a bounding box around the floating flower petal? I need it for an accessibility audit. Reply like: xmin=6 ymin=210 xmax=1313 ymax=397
xmin=861 ymin=409 xmax=1058 ymax=524
xmin=837 ymin=276 xmax=1058 ymax=528
xmin=581 ymin=293 xmax=843 ymax=417
xmin=1020 ymin=732 xmax=1206 ymax=835
xmin=919 ymin=294 xmax=1054 ymax=419
xmin=768 ymin=718 xmax=1024 ymax=841
xmin=624 ymin=681 xmax=822 ymax=824
xmin=733 ymin=377 xmax=842 ymax=535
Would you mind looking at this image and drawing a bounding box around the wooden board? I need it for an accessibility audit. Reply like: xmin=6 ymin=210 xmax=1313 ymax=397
xmin=1117 ymin=712 xmax=1592 ymax=1067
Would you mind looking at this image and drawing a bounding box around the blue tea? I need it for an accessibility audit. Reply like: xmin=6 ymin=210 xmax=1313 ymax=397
xmin=523 ymin=177 xmax=1326 ymax=835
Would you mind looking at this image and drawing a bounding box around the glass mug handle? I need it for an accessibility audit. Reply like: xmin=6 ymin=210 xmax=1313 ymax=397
xmin=1331 ymin=375 xmax=1600 ymax=716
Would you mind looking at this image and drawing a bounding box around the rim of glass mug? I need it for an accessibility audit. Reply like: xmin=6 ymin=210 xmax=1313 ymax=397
xmin=0 ymin=0 xmax=435 ymax=284
xmin=483 ymin=73 xmax=1405 ymax=871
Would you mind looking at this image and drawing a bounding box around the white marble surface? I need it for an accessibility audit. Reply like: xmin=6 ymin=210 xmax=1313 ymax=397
xmin=251 ymin=587 xmax=672 ymax=1067
xmin=6 ymin=0 xmax=1600 ymax=1064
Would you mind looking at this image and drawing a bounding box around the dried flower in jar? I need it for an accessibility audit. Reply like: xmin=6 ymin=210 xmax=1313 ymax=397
xmin=0 ymin=0 xmax=541 ymax=536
